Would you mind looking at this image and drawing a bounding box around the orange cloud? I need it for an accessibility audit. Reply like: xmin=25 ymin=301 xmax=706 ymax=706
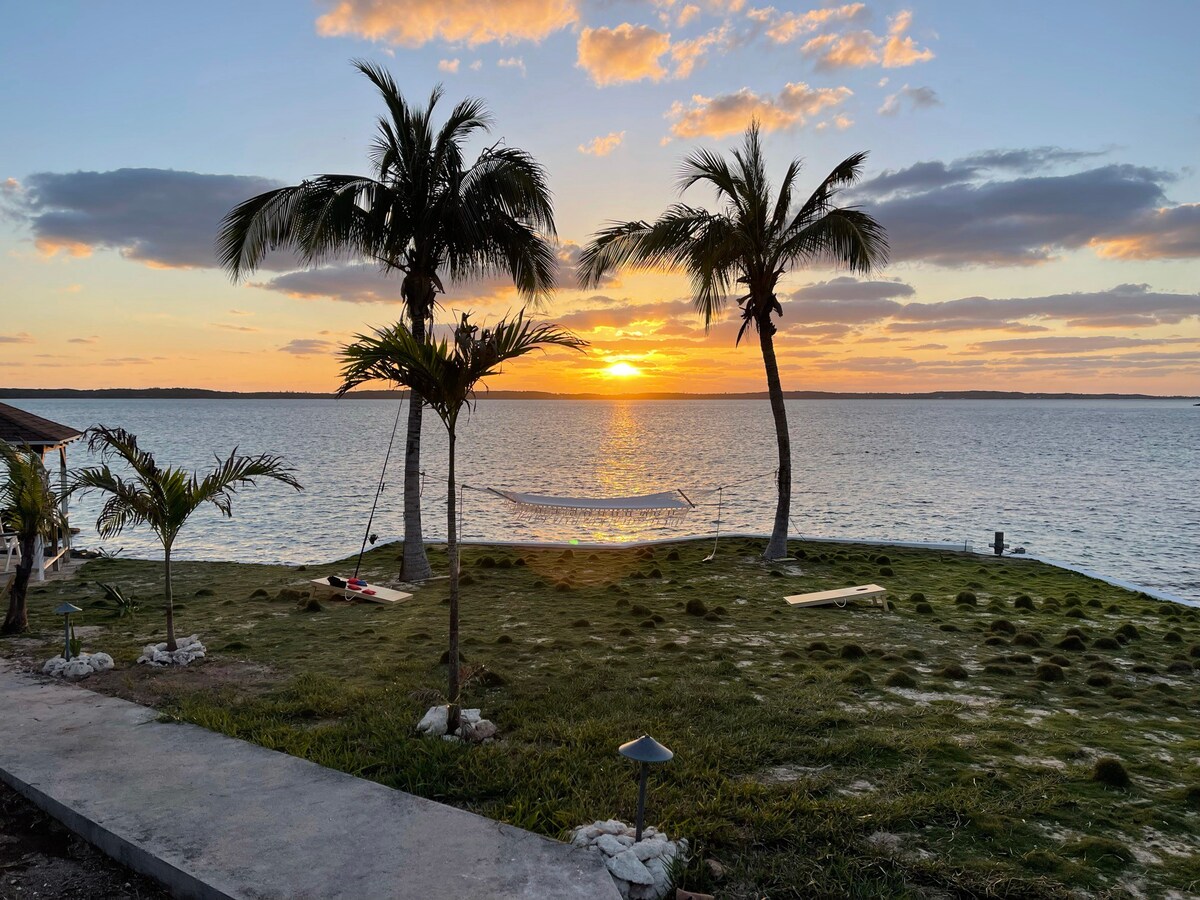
xmin=801 ymin=30 xmax=879 ymax=68
xmin=883 ymin=10 xmax=934 ymax=67
xmin=801 ymin=9 xmax=932 ymax=70
xmin=669 ymin=24 xmax=730 ymax=78
xmin=578 ymin=131 xmax=627 ymax=156
xmin=749 ymin=3 xmax=867 ymax=43
xmin=315 ymin=0 xmax=577 ymax=47
xmin=438 ymin=58 xmax=460 ymax=73
xmin=667 ymin=82 xmax=852 ymax=139
xmin=34 ymin=237 xmax=93 ymax=259
xmin=577 ymin=24 xmax=670 ymax=85
xmin=1088 ymin=204 xmax=1200 ymax=260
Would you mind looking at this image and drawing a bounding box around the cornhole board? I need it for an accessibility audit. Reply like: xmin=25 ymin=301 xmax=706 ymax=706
xmin=310 ymin=578 xmax=412 ymax=604
xmin=785 ymin=583 xmax=887 ymax=609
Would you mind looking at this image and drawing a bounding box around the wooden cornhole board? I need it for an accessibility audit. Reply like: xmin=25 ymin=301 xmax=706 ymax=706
xmin=310 ymin=578 xmax=412 ymax=604
xmin=785 ymin=583 xmax=887 ymax=609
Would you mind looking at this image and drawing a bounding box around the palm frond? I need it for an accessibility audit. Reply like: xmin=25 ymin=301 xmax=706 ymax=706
xmin=338 ymin=312 xmax=585 ymax=429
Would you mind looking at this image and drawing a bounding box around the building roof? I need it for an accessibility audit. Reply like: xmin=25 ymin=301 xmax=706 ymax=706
xmin=0 ymin=402 xmax=83 ymax=447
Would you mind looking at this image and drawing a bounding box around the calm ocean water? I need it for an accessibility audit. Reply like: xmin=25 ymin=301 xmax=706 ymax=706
xmin=15 ymin=398 xmax=1199 ymax=600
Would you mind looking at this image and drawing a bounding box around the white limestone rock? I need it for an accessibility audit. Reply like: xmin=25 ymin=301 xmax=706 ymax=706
xmin=43 ymin=651 xmax=117 ymax=679
xmin=417 ymin=705 xmax=498 ymax=743
xmin=606 ymin=849 xmax=654 ymax=886
xmin=417 ymin=705 xmax=449 ymax=735
xmin=63 ymin=659 xmax=94 ymax=679
xmin=595 ymin=834 xmax=626 ymax=857
xmin=632 ymin=838 xmax=666 ymax=861
xmin=572 ymin=819 xmax=688 ymax=900
xmin=138 ymin=634 xmax=205 ymax=667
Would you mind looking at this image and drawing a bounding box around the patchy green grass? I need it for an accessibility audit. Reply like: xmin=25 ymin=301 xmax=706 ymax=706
xmin=6 ymin=539 xmax=1200 ymax=898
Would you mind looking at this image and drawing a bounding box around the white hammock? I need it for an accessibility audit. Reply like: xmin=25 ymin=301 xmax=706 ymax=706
xmin=486 ymin=488 xmax=696 ymax=524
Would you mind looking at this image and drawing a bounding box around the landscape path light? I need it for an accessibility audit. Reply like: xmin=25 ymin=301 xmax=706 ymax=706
xmin=618 ymin=733 xmax=673 ymax=841
xmin=55 ymin=602 xmax=82 ymax=661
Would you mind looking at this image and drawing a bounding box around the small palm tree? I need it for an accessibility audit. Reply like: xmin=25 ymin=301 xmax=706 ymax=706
xmin=71 ymin=428 xmax=302 ymax=651
xmin=1 ymin=441 xmax=65 ymax=635
xmin=579 ymin=124 xmax=888 ymax=559
xmin=339 ymin=311 xmax=585 ymax=732
xmin=218 ymin=60 xmax=558 ymax=582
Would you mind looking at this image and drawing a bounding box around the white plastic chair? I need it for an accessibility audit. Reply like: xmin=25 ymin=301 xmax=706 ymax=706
xmin=1 ymin=521 xmax=19 ymax=573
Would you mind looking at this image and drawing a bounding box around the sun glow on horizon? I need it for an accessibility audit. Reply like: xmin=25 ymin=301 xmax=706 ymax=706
xmin=603 ymin=361 xmax=643 ymax=378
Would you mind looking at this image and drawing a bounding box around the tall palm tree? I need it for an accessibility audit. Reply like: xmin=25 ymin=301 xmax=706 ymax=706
xmin=579 ymin=124 xmax=888 ymax=559
xmin=217 ymin=60 xmax=558 ymax=582
xmin=338 ymin=312 xmax=585 ymax=732
xmin=71 ymin=428 xmax=302 ymax=651
xmin=1 ymin=441 xmax=65 ymax=635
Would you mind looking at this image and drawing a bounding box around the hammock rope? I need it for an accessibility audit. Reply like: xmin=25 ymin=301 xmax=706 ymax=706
xmin=353 ymin=394 xmax=406 ymax=579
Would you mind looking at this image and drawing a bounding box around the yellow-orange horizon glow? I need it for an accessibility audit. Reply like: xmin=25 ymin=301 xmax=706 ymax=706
xmin=604 ymin=361 xmax=642 ymax=378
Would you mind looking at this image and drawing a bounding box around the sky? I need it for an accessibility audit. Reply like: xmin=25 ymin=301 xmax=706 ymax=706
xmin=1 ymin=0 xmax=1198 ymax=395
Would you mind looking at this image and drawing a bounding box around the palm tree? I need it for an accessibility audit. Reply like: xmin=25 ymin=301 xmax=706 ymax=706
xmin=579 ymin=124 xmax=888 ymax=559
xmin=71 ymin=428 xmax=302 ymax=651
xmin=338 ymin=311 xmax=585 ymax=732
xmin=1 ymin=441 xmax=65 ymax=635
xmin=217 ymin=60 xmax=558 ymax=582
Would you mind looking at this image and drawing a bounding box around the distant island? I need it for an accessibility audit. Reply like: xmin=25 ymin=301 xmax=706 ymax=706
xmin=2 ymin=387 xmax=1196 ymax=401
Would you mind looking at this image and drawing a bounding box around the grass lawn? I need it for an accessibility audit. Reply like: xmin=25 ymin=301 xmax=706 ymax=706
xmin=6 ymin=538 xmax=1200 ymax=898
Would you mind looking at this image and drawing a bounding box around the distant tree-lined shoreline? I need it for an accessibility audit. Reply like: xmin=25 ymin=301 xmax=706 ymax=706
xmin=1 ymin=388 xmax=1193 ymax=401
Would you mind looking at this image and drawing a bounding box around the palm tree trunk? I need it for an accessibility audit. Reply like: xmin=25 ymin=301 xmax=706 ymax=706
xmin=400 ymin=300 xmax=432 ymax=582
xmin=1 ymin=533 xmax=35 ymax=635
xmin=758 ymin=320 xmax=792 ymax=560
xmin=445 ymin=427 xmax=461 ymax=735
xmin=164 ymin=545 xmax=177 ymax=651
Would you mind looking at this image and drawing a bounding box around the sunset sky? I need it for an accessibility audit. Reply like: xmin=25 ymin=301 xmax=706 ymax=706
xmin=2 ymin=1 xmax=1198 ymax=395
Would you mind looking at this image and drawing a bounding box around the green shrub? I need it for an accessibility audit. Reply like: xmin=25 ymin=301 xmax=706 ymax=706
xmin=908 ymin=592 xmax=927 ymax=603
xmin=1013 ymin=594 xmax=1035 ymax=611
xmin=884 ymin=670 xmax=917 ymax=688
xmin=1035 ymin=663 xmax=1065 ymax=682
xmin=1055 ymin=636 xmax=1087 ymax=652
xmin=989 ymin=619 xmax=1016 ymax=634
xmin=685 ymin=598 xmax=708 ymax=617
xmin=937 ymin=663 xmax=969 ymax=679
xmin=955 ymin=591 xmax=977 ymax=606
xmin=839 ymin=643 xmax=866 ymax=660
xmin=915 ymin=602 xmax=933 ymax=614
xmin=1090 ymin=758 xmax=1131 ymax=789
xmin=842 ymin=668 xmax=872 ymax=687
xmin=1115 ymin=623 xmax=1140 ymax=641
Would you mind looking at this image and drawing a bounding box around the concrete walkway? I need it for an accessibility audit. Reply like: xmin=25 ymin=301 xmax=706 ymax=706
xmin=0 ymin=665 xmax=619 ymax=899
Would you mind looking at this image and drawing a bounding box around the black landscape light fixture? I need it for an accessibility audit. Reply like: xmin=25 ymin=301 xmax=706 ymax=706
xmin=55 ymin=602 xmax=82 ymax=661
xmin=618 ymin=734 xmax=673 ymax=841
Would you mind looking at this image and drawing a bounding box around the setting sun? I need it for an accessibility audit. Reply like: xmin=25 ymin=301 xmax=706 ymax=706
xmin=604 ymin=361 xmax=642 ymax=378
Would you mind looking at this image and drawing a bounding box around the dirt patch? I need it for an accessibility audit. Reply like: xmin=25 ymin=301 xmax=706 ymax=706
xmin=0 ymin=780 xmax=170 ymax=900
xmin=79 ymin=660 xmax=278 ymax=708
